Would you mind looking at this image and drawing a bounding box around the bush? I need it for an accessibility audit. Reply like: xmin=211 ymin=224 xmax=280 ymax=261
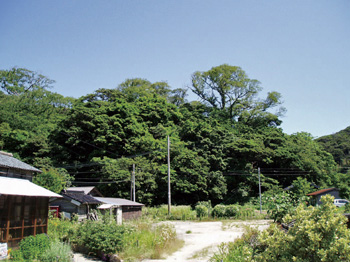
xmin=212 ymin=204 xmax=226 ymax=218
xmin=225 ymin=205 xmax=239 ymax=218
xmin=195 ymin=205 xmax=208 ymax=219
xmin=72 ymin=220 xmax=131 ymax=256
xmin=47 ymin=217 xmax=77 ymax=242
xmin=258 ymin=195 xmax=350 ymax=261
xmin=264 ymin=191 xmax=295 ymax=222
xmin=211 ymin=195 xmax=350 ymax=261
xmin=19 ymin=234 xmax=51 ymax=260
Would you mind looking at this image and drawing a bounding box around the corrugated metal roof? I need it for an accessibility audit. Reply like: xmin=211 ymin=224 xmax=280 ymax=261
xmin=307 ymin=187 xmax=338 ymax=196
xmin=95 ymin=197 xmax=144 ymax=207
xmin=0 ymin=151 xmax=41 ymax=173
xmin=0 ymin=176 xmax=62 ymax=197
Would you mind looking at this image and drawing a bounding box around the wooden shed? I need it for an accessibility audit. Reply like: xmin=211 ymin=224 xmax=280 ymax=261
xmin=95 ymin=197 xmax=144 ymax=221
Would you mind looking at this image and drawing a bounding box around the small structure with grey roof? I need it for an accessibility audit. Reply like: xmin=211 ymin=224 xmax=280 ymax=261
xmin=96 ymin=197 xmax=144 ymax=221
xmin=66 ymin=186 xmax=103 ymax=197
xmin=50 ymin=190 xmax=102 ymax=220
xmin=307 ymin=187 xmax=340 ymax=206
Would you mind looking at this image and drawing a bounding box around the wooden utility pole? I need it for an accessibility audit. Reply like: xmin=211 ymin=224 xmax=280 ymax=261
xmin=132 ymin=164 xmax=135 ymax=201
xmin=167 ymin=135 xmax=171 ymax=215
xmin=258 ymin=167 xmax=262 ymax=214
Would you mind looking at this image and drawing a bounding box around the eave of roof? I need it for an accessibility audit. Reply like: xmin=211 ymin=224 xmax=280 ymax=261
xmin=0 ymin=176 xmax=62 ymax=197
xmin=95 ymin=197 xmax=144 ymax=207
xmin=307 ymin=187 xmax=338 ymax=196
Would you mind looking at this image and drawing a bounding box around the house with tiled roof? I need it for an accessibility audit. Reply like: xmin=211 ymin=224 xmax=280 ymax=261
xmin=0 ymin=151 xmax=61 ymax=249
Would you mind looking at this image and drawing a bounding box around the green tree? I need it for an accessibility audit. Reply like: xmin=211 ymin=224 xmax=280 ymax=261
xmin=0 ymin=67 xmax=74 ymax=163
xmin=33 ymin=168 xmax=73 ymax=193
xmin=191 ymin=64 xmax=285 ymax=126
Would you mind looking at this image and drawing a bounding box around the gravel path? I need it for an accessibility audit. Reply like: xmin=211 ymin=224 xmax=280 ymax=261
xmin=73 ymin=253 xmax=103 ymax=262
xmin=143 ymin=220 xmax=271 ymax=262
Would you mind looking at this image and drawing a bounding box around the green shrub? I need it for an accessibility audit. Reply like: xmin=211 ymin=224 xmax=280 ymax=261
xmin=48 ymin=217 xmax=77 ymax=242
xmin=15 ymin=234 xmax=51 ymax=260
xmin=264 ymin=191 xmax=295 ymax=222
xmin=212 ymin=195 xmax=350 ymax=261
xmin=142 ymin=205 xmax=169 ymax=220
xmin=212 ymin=204 xmax=226 ymax=218
xmin=169 ymin=206 xmax=196 ymax=220
xmin=195 ymin=205 xmax=208 ymax=219
xmin=237 ymin=206 xmax=256 ymax=219
xmin=72 ymin=220 xmax=131 ymax=256
xmin=40 ymin=240 xmax=73 ymax=262
xmin=225 ymin=205 xmax=239 ymax=218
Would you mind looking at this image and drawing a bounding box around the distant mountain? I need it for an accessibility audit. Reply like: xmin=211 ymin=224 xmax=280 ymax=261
xmin=316 ymin=126 xmax=350 ymax=171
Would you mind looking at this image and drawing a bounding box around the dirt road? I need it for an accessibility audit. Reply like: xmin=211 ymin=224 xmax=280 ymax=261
xmin=143 ymin=220 xmax=271 ymax=262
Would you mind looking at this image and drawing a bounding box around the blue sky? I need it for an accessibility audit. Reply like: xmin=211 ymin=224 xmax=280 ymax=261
xmin=1 ymin=0 xmax=349 ymax=138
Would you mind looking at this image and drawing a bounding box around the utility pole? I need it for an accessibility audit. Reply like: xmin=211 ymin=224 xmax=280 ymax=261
xmin=133 ymin=164 xmax=136 ymax=202
xmin=167 ymin=135 xmax=171 ymax=215
xmin=130 ymin=169 xmax=133 ymax=201
xmin=258 ymin=167 xmax=262 ymax=214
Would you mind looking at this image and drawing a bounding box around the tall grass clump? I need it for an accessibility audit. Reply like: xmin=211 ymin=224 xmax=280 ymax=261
xmin=169 ymin=206 xmax=196 ymax=220
xmin=143 ymin=205 xmax=196 ymax=221
xmin=40 ymin=240 xmax=73 ymax=262
xmin=121 ymin=222 xmax=183 ymax=260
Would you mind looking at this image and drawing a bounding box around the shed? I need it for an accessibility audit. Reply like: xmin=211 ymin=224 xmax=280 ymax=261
xmin=307 ymin=187 xmax=340 ymax=206
xmin=96 ymin=197 xmax=144 ymax=221
xmin=50 ymin=190 xmax=102 ymax=220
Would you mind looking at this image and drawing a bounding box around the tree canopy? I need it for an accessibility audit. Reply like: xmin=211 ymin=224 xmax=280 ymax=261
xmin=0 ymin=65 xmax=345 ymax=205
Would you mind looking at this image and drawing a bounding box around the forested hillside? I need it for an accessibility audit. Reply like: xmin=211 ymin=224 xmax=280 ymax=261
xmin=1 ymin=65 xmax=348 ymax=205
xmin=316 ymin=126 xmax=350 ymax=173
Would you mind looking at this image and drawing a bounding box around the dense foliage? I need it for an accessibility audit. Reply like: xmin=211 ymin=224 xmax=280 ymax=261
xmin=0 ymin=65 xmax=347 ymax=205
xmin=211 ymin=195 xmax=350 ymax=262
xmin=317 ymin=126 xmax=350 ymax=171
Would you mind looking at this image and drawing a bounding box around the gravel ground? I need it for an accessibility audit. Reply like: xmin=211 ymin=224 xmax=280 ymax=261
xmin=73 ymin=253 xmax=103 ymax=262
xmin=142 ymin=220 xmax=271 ymax=262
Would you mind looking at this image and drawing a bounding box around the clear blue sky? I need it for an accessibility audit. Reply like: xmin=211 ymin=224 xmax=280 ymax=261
xmin=1 ymin=0 xmax=349 ymax=138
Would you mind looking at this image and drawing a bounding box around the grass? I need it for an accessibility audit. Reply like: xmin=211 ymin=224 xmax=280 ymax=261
xmin=190 ymin=245 xmax=215 ymax=260
xmin=120 ymin=220 xmax=184 ymax=261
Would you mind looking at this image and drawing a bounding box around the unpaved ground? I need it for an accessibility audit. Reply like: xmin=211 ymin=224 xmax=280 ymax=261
xmin=143 ymin=220 xmax=271 ymax=262
xmin=73 ymin=253 xmax=103 ymax=262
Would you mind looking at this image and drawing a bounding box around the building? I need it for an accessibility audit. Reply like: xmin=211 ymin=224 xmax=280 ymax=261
xmin=307 ymin=187 xmax=340 ymax=206
xmin=50 ymin=190 xmax=102 ymax=220
xmin=0 ymin=151 xmax=61 ymax=248
xmin=95 ymin=197 xmax=144 ymax=221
